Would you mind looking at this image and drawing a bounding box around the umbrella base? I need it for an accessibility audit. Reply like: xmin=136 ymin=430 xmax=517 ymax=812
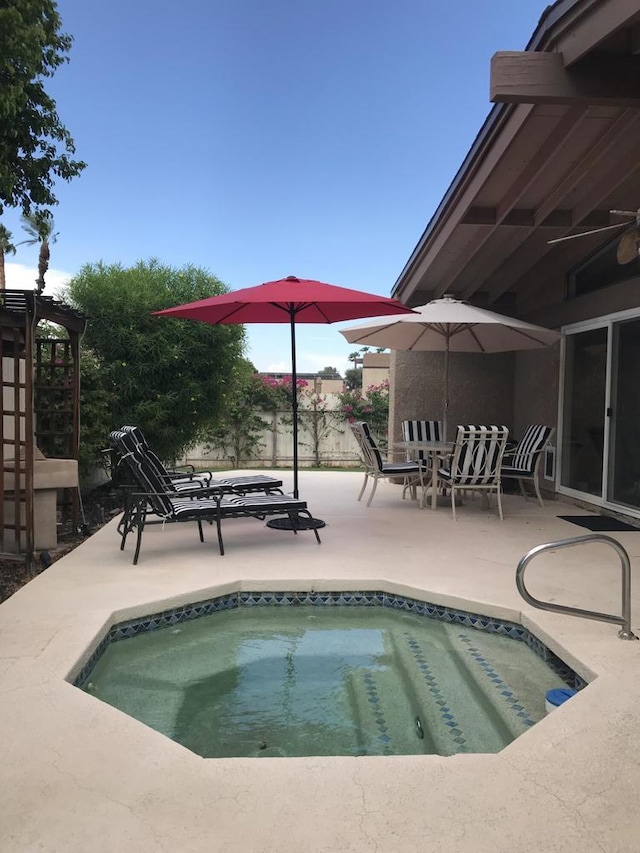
xmin=266 ymin=516 xmax=326 ymax=532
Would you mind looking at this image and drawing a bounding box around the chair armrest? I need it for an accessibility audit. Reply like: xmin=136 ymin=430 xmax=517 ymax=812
xmin=502 ymin=440 xmax=518 ymax=458
xmin=131 ymin=486 xmax=226 ymax=502
xmin=165 ymin=466 xmax=204 ymax=479
xmin=173 ymin=483 xmax=231 ymax=498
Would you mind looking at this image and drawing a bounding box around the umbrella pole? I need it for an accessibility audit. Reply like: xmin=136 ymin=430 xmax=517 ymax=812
xmin=443 ymin=338 xmax=450 ymax=443
xmin=290 ymin=310 xmax=299 ymax=499
xmin=265 ymin=307 xmax=325 ymax=533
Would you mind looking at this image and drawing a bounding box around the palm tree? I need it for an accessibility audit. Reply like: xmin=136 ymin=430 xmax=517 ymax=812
xmin=20 ymin=211 xmax=59 ymax=294
xmin=0 ymin=224 xmax=16 ymax=291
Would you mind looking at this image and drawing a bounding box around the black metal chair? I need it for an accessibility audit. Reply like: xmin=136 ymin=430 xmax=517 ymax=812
xmin=109 ymin=430 xmax=321 ymax=563
xmin=500 ymin=425 xmax=554 ymax=507
xmin=349 ymin=421 xmax=426 ymax=507
xmin=118 ymin=425 xmax=284 ymax=495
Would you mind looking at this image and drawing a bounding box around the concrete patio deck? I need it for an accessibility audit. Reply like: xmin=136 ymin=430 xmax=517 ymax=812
xmin=2 ymin=470 xmax=640 ymax=853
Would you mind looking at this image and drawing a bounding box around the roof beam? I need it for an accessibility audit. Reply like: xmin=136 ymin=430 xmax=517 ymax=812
xmin=490 ymin=52 xmax=640 ymax=108
xmin=553 ymin=0 xmax=640 ymax=66
xmin=486 ymin=157 xmax=640 ymax=304
xmin=461 ymin=208 xmax=609 ymax=228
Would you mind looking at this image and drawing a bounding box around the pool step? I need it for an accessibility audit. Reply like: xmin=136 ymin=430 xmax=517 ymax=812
xmin=441 ymin=625 xmax=561 ymax=736
xmin=343 ymin=664 xmax=436 ymax=756
xmin=387 ymin=625 xmax=512 ymax=755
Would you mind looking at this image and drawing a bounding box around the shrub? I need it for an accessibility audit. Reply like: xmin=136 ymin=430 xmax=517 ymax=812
xmin=336 ymin=379 xmax=389 ymax=444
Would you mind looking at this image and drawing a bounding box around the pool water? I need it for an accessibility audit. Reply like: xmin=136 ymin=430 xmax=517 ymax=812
xmin=81 ymin=605 xmax=571 ymax=758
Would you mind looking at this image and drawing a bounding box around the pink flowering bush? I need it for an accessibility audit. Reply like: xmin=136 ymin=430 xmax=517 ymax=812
xmin=254 ymin=374 xmax=309 ymax=410
xmin=337 ymin=379 xmax=389 ymax=443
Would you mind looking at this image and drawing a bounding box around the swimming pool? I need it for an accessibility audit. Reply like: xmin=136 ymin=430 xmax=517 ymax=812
xmin=75 ymin=591 xmax=583 ymax=758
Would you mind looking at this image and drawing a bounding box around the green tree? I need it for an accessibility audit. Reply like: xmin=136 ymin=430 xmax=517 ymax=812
xmin=76 ymin=347 xmax=113 ymax=480
xmin=20 ymin=209 xmax=58 ymax=292
xmin=202 ymin=362 xmax=273 ymax=468
xmin=297 ymin=390 xmax=342 ymax=466
xmin=0 ymin=224 xmax=16 ymax=289
xmin=344 ymin=366 xmax=362 ymax=391
xmin=67 ymin=260 xmax=246 ymax=463
xmin=0 ymin=0 xmax=86 ymax=214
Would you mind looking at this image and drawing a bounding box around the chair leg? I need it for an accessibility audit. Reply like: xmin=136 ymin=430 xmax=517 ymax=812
xmin=215 ymin=513 xmax=225 ymax=555
xmin=366 ymin=475 xmax=380 ymax=507
xmin=357 ymin=472 xmax=369 ymax=502
xmin=300 ymin=510 xmax=322 ymax=544
xmin=497 ymin=486 xmax=504 ymax=521
xmin=132 ymin=502 xmax=147 ymax=565
xmin=533 ymin=474 xmax=545 ymax=508
xmin=451 ymin=486 xmax=457 ymax=521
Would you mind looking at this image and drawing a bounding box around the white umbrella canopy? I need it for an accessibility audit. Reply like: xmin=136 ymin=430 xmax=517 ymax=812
xmin=339 ymin=295 xmax=561 ymax=439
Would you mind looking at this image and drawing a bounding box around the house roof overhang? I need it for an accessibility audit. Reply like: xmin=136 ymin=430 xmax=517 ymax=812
xmin=392 ymin=0 xmax=640 ymax=313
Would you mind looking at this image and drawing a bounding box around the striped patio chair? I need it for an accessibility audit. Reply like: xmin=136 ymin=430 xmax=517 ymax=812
xmin=436 ymin=424 xmax=509 ymax=521
xmin=500 ymin=425 xmax=554 ymax=507
xmin=401 ymin=419 xmax=443 ymax=465
xmin=350 ymin=421 xmax=426 ymax=507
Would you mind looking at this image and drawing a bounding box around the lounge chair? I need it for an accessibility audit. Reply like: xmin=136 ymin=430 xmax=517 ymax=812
xmin=118 ymin=425 xmax=284 ymax=495
xmin=349 ymin=421 xmax=426 ymax=507
xmin=500 ymin=425 xmax=554 ymax=507
xmin=109 ymin=430 xmax=321 ymax=563
xmin=436 ymin=424 xmax=509 ymax=520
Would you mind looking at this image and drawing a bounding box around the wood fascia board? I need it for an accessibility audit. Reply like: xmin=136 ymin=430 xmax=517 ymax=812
xmin=491 ymin=52 xmax=640 ymax=107
xmin=534 ymin=108 xmax=640 ymax=224
xmin=394 ymin=104 xmax=535 ymax=301
xmin=433 ymin=106 xmax=586 ymax=298
xmin=495 ymin=105 xmax=587 ymax=222
xmin=555 ymin=0 xmax=640 ymax=65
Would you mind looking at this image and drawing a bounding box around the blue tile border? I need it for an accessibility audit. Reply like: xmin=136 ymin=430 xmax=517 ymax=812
xmin=72 ymin=590 xmax=586 ymax=691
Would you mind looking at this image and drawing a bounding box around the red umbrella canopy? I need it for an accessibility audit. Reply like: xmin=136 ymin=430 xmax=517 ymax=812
xmin=154 ymin=275 xmax=413 ymax=502
xmin=153 ymin=275 xmax=413 ymax=324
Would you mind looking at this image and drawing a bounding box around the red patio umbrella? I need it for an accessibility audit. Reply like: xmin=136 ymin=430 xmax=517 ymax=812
xmin=154 ymin=275 xmax=413 ymax=513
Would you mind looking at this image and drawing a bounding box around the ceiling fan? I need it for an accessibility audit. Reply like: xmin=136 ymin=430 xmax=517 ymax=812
xmin=548 ymin=209 xmax=640 ymax=264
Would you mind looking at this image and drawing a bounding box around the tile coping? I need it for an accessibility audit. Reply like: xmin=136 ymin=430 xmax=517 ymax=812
xmin=71 ymin=588 xmax=587 ymax=691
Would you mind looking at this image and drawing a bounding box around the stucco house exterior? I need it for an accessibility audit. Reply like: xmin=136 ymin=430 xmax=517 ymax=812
xmin=390 ymin=0 xmax=640 ymax=519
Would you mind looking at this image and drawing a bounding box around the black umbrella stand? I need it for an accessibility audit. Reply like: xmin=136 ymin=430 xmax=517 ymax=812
xmin=266 ymin=307 xmax=326 ymax=532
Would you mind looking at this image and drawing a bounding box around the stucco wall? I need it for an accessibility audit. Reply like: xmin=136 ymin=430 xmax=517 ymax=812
xmin=389 ymin=349 xmax=515 ymax=445
xmin=513 ymin=345 xmax=560 ymax=439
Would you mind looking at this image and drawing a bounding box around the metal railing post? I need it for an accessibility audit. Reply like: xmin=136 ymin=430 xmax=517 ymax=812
xmin=516 ymin=533 xmax=637 ymax=640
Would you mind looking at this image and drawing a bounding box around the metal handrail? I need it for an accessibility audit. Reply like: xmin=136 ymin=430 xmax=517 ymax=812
xmin=516 ymin=533 xmax=637 ymax=640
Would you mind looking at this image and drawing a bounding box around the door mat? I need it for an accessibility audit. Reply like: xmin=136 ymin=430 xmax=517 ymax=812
xmin=557 ymin=515 xmax=639 ymax=532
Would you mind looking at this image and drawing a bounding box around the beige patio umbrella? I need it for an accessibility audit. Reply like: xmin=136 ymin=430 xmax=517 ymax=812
xmin=339 ymin=295 xmax=561 ymax=440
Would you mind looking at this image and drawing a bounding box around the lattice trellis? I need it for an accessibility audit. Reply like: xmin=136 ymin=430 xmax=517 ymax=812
xmin=0 ymin=291 xmax=86 ymax=571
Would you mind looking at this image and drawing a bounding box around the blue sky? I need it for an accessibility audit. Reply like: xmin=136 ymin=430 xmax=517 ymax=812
xmin=4 ymin=0 xmax=545 ymax=374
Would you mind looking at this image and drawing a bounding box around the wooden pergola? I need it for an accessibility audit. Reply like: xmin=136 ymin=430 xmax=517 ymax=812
xmin=0 ymin=290 xmax=87 ymax=571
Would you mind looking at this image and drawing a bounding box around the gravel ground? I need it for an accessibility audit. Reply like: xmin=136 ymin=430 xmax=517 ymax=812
xmin=0 ymin=481 xmax=124 ymax=603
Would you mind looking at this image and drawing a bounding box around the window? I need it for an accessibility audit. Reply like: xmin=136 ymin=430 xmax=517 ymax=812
xmin=567 ymin=232 xmax=640 ymax=298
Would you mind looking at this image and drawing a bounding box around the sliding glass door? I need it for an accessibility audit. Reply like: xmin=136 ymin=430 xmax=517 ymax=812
xmin=561 ymin=328 xmax=607 ymax=498
xmin=560 ymin=312 xmax=640 ymax=514
xmin=608 ymin=318 xmax=640 ymax=509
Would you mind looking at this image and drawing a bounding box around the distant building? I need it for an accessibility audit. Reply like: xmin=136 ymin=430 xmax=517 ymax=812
xmin=261 ymin=371 xmax=345 ymax=395
xmin=362 ymin=353 xmax=389 ymax=390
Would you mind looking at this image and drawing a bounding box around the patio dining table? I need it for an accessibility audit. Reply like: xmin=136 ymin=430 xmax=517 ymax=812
xmin=394 ymin=440 xmax=454 ymax=510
